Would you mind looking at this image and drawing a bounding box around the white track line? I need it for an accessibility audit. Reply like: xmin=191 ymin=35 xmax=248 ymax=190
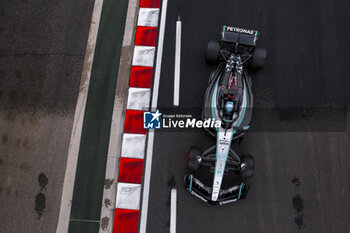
xmin=173 ymin=19 xmax=181 ymax=106
xmin=55 ymin=0 xmax=104 ymax=232
xmin=170 ymin=189 xmax=177 ymax=233
xmin=139 ymin=0 xmax=168 ymax=232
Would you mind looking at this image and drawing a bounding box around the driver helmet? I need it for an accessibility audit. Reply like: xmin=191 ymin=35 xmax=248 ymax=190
xmin=224 ymin=101 xmax=234 ymax=115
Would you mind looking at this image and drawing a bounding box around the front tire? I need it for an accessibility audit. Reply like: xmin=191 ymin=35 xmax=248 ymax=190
xmin=240 ymin=154 xmax=254 ymax=179
xmin=206 ymin=40 xmax=220 ymax=64
xmin=187 ymin=147 xmax=201 ymax=172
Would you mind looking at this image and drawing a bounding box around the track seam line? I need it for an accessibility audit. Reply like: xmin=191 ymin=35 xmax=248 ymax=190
xmin=70 ymin=219 xmax=100 ymax=223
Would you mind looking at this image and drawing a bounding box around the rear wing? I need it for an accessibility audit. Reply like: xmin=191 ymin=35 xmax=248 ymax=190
xmin=221 ymin=26 xmax=259 ymax=46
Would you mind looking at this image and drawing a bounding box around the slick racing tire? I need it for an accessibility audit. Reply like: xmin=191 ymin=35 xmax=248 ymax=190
xmin=251 ymin=48 xmax=266 ymax=71
xmin=240 ymin=154 xmax=254 ymax=179
xmin=206 ymin=40 xmax=220 ymax=64
xmin=187 ymin=147 xmax=201 ymax=172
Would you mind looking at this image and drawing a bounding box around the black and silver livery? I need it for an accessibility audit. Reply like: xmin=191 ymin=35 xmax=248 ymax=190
xmin=185 ymin=25 xmax=266 ymax=205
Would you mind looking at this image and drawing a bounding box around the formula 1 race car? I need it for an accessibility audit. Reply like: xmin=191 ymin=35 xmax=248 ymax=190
xmin=185 ymin=26 xmax=266 ymax=205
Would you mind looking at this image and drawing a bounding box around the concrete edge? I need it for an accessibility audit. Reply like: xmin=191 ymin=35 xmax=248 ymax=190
xmin=55 ymin=0 xmax=105 ymax=232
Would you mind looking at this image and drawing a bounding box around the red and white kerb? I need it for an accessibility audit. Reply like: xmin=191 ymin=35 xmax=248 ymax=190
xmin=112 ymin=0 xmax=161 ymax=233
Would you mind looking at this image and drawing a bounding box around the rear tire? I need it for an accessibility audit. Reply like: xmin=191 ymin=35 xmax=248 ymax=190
xmin=206 ymin=40 xmax=220 ymax=64
xmin=240 ymin=155 xmax=254 ymax=179
xmin=187 ymin=147 xmax=201 ymax=172
xmin=251 ymin=48 xmax=266 ymax=71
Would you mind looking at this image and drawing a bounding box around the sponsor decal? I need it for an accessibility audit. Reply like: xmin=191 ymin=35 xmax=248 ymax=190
xmin=219 ymin=199 xmax=238 ymax=205
xmin=226 ymin=26 xmax=254 ymax=35
xmin=219 ymin=139 xmax=230 ymax=145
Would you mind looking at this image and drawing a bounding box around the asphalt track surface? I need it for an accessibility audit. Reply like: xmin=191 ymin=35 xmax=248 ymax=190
xmin=147 ymin=0 xmax=350 ymax=233
xmin=0 ymin=0 xmax=94 ymax=232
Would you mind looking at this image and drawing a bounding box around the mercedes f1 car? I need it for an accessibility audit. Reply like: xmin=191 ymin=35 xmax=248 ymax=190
xmin=185 ymin=26 xmax=266 ymax=205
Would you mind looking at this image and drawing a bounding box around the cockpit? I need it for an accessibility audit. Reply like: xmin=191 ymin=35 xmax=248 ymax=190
xmin=218 ymin=81 xmax=243 ymax=125
xmin=217 ymin=54 xmax=244 ymax=127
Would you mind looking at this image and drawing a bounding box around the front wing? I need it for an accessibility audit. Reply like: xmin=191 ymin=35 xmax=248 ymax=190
xmin=184 ymin=174 xmax=249 ymax=205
